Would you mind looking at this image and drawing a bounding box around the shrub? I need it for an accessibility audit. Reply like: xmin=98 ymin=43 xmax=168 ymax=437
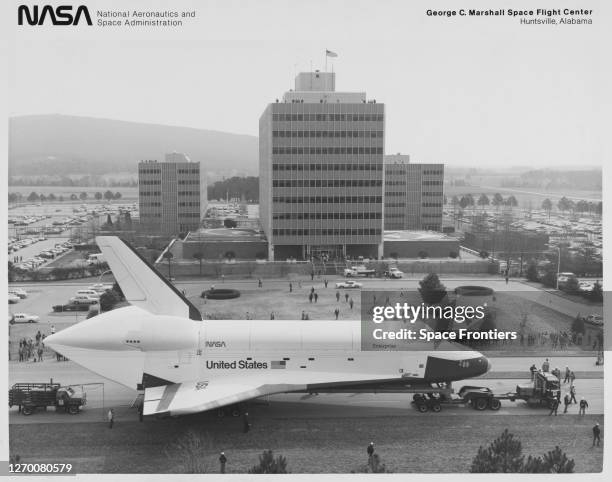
xmin=248 ymin=450 xmax=288 ymax=474
xmin=449 ymin=251 xmax=459 ymax=258
xmin=525 ymin=263 xmax=539 ymax=282
xmin=479 ymin=250 xmax=489 ymax=259
xmin=165 ymin=430 xmax=213 ymax=473
xmin=418 ymin=273 xmax=447 ymax=304
xmin=418 ymin=250 xmax=429 ymax=259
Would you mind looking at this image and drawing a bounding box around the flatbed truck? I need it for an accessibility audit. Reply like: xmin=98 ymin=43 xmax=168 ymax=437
xmin=9 ymin=382 xmax=86 ymax=416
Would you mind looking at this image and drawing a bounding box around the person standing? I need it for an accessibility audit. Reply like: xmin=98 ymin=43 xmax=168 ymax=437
xmin=548 ymin=398 xmax=559 ymax=416
xmin=336 ymin=291 xmax=340 ymax=302
xmin=542 ymin=358 xmax=550 ymax=372
xmin=334 ymin=308 xmax=340 ymax=320
xmin=367 ymin=442 xmax=375 ymax=459
xmin=270 ymin=312 xmax=275 ymax=320
xmin=324 ymin=279 xmax=328 ymax=288
xmin=301 ymin=310 xmax=306 ymax=320
xmin=530 ymin=364 xmax=537 ymax=380
xmin=349 ymin=298 xmax=354 ymax=310
xmin=345 ymin=293 xmax=349 ymax=303
xmin=219 ymin=452 xmax=227 ymax=473
xmin=569 ymin=371 xmax=576 ymax=385
xmin=592 ymin=423 xmax=601 ymax=447
xmin=289 ymin=282 xmax=293 ymax=293
xmin=258 ymin=279 xmax=262 ymax=288
xmin=308 ymin=293 xmax=313 ymax=303
xmin=314 ymin=293 xmax=318 ymax=303
xmin=108 ymin=408 xmax=114 ymax=429
xmin=563 ymin=366 xmax=571 ymax=384
xmin=579 ymin=397 xmax=588 ymax=415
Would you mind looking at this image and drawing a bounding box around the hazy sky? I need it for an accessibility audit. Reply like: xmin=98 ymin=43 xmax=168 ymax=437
xmin=7 ymin=0 xmax=605 ymax=167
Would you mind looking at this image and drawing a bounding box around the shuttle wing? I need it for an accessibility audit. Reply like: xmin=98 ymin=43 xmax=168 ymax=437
xmin=96 ymin=236 xmax=201 ymax=320
xmin=143 ymin=378 xmax=306 ymax=416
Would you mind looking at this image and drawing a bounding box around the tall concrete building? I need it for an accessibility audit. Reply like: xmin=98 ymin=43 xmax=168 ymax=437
xmin=259 ymin=71 xmax=385 ymax=261
xmin=138 ymin=152 xmax=207 ymax=235
xmin=384 ymin=154 xmax=444 ymax=231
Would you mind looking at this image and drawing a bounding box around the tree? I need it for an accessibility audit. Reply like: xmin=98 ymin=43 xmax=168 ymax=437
xmin=557 ymin=196 xmax=571 ymax=213
xmin=48 ymin=193 xmax=57 ymax=201
xmin=589 ymin=281 xmax=603 ymax=302
xmin=505 ymin=195 xmax=518 ymax=208
xmin=99 ymin=290 xmax=121 ymax=311
xmin=79 ymin=192 xmax=88 ymax=200
xmin=114 ymin=192 xmax=122 ymax=200
xmin=418 ymin=273 xmax=447 ymax=304
xmin=104 ymin=190 xmax=114 ymax=201
xmin=562 ymin=277 xmax=579 ymax=293
xmin=248 ymin=450 xmax=288 ymax=474
xmin=223 ymin=218 xmax=238 ymax=228
xmin=39 ymin=194 xmax=47 ymax=202
xmin=70 ymin=193 xmax=78 ymax=200
xmin=492 ymin=193 xmax=504 ymax=209
xmin=470 ymin=429 xmax=525 ymax=473
xmin=540 ymin=266 xmax=557 ymax=288
xmin=523 ymin=447 xmax=576 ymax=473
xmin=570 ymin=314 xmax=585 ymax=336
xmin=477 ymin=194 xmax=490 ymax=208
xmin=94 ymin=192 xmax=103 ymax=200
xmin=542 ymin=198 xmax=552 ymax=219
xmin=27 ymin=192 xmax=39 ymax=202
xmin=525 ymin=262 xmax=538 ymax=282
xmin=193 ymin=252 xmax=204 ymax=275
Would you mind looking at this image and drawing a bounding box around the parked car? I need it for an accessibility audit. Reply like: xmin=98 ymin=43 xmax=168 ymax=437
xmin=586 ymin=314 xmax=603 ymax=325
xmin=8 ymin=288 xmax=27 ymax=298
xmin=335 ymin=280 xmax=363 ymax=289
xmin=88 ymin=284 xmax=113 ymax=293
xmin=75 ymin=290 xmax=101 ymax=299
xmin=557 ymin=272 xmax=576 ymax=285
xmin=69 ymin=295 xmax=99 ymax=305
xmin=578 ymin=281 xmax=595 ymax=292
xmin=11 ymin=313 xmax=40 ymax=324
xmin=8 ymin=293 xmax=20 ymax=304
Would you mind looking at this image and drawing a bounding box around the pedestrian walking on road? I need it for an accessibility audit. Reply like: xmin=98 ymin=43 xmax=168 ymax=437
xmin=579 ymin=398 xmax=588 ymax=415
xmin=593 ymin=423 xmax=601 ymax=447
xmin=563 ymin=394 xmax=571 ymax=413
xmin=108 ymin=408 xmax=114 ymax=429
xmin=289 ymin=282 xmax=293 ymax=293
xmin=314 ymin=293 xmax=318 ymax=303
xmin=542 ymin=358 xmax=550 ymax=372
xmin=309 ymin=293 xmax=313 ymax=303
xmin=324 ymin=279 xmax=328 ymax=288
xmin=569 ymin=371 xmax=576 ymax=385
xmin=563 ymin=366 xmax=571 ymax=384
xmin=349 ymin=298 xmax=354 ymax=310
xmin=548 ymin=398 xmax=559 ymax=416
xmin=334 ymin=308 xmax=340 ymax=320
xmin=336 ymin=291 xmax=340 ymax=302
xmin=219 ymin=452 xmax=227 ymax=473
xmin=570 ymin=385 xmax=577 ymax=404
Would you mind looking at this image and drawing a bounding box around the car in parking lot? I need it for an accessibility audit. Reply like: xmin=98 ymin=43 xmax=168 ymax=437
xmin=335 ymin=280 xmax=363 ymax=289
xmin=578 ymin=281 xmax=595 ymax=292
xmin=69 ymin=295 xmax=99 ymax=305
xmin=8 ymin=288 xmax=27 ymax=299
xmin=585 ymin=314 xmax=603 ymax=325
xmin=11 ymin=313 xmax=40 ymax=324
xmin=89 ymin=283 xmax=113 ymax=293
xmin=8 ymin=293 xmax=20 ymax=304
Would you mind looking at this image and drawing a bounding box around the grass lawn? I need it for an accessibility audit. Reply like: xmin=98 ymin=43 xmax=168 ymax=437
xmin=10 ymin=414 xmax=603 ymax=473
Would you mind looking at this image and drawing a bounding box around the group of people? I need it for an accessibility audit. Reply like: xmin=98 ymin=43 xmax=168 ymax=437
xmin=17 ymin=331 xmax=46 ymax=362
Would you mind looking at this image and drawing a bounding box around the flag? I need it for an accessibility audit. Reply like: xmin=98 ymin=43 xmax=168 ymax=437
xmin=271 ymin=360 xmax=286 ymax=369
xmin=326 ymin=49 xmax=338 ymax=58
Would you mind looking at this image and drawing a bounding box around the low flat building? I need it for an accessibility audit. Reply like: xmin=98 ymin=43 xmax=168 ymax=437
xmin=173 ymin=228 xmax=268 ymax=261
xmin=383 ymin=230 xmax=459 ymax=258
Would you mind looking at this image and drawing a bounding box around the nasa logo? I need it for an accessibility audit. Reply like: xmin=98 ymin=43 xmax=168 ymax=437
xmin=18 ymin=5 xmax=93 ymax=26
xmin=195 ymin=381 xmax=209 ymax=391
xmin=205 ymin=341 xmax=227 ymax=348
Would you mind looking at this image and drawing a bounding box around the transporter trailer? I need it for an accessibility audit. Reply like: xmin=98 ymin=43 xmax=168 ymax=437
xmin=412 ymin=371 xmax=561 ymax=413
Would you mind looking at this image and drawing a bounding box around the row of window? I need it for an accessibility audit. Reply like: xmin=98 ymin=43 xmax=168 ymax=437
xmin=140 ymin=202 xmax=162 ymax=207
xmin=422 ymin=180 xmax=443 ymax=186
xmin=385 ymin=202 xmax=406 ymax=207
xmin=139 ymin=168 xmax=161 ymax=174
xmin=421 ymin=202 xmax=443 ymax=207
xmin=177 ymin=169 xmax=199 ymax=174
xmin=178 ymin=202 xmax=200 ymax=207
xmin=273 ymin=196 xmax=383 ymax=204
xmin=422 ymin=213 xmax=443 ymax=218
xmin=141 ymin=191 xmax=161 ymax=196
xmin=272 ymin=179 xmax=382 ymax=188
xmin=178 ymin=180 xmax=200 ymax=185
xmin=179 ymin=191 xmax=200 ymax=196
xmin=272 ymin=212 xmax=382 ymax=220
xmin=178 ymin=213 xmax=201 ymax=218
xmin=272 ymin=163 xmax=382 ymax=171
xmin=273 ymin=147 xmax=383 ymax=155
xmin=140 ymin=180 xmax=161 ymax=185
xmin=386 ymin=181 xmax=406 ymax=186
xmin=273 ymin=113 xmax=384 ymax=122
xmin=273 ymin=228 xmax=382 ymax=236
xmin=385 ymin=169 xmax=443 ymax=176
xmin=273 ymin=130 xmax=383 ymax=139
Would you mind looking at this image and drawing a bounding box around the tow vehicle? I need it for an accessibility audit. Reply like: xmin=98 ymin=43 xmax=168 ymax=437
xmin=412 ymin=371 xmax=561 ymax=412
xmin=344 ymin=265 xmax=376 ymax=277
xmin=9 ymin=382 xmax=86 ymax=415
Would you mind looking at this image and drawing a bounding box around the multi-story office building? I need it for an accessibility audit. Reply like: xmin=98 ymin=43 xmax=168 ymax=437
xmin=384 ymin=154 xmax=444 ymax=231
xmin=259 ymin=71 xmax=385 ymax=261
xmin=138 ymin=152 xmax=207 ymax=235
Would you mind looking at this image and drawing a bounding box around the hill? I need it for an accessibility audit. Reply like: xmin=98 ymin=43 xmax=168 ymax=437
xmin=8 ymin=115 xmax=258 ymax=179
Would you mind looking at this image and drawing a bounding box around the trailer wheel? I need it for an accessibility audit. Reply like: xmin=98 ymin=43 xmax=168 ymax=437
xmin=217 ymin=409 xmax=226 ymax=418
xmin=231 ymin=407 xmax=241 ymax=417
xmin=489 ymin=398 xmax=501 ymax=411
xmin=68 ymin=405 xmax=79 ymax=415
xmin=22 ymin=406 xmax=33 ymax=416
xmin=474 ymin=397 xmax=488 ymax=411
xmin=417 ymin=403 xmax=428 ymax=413
xmin=431 ymin=402 xmax=442 ymax=413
